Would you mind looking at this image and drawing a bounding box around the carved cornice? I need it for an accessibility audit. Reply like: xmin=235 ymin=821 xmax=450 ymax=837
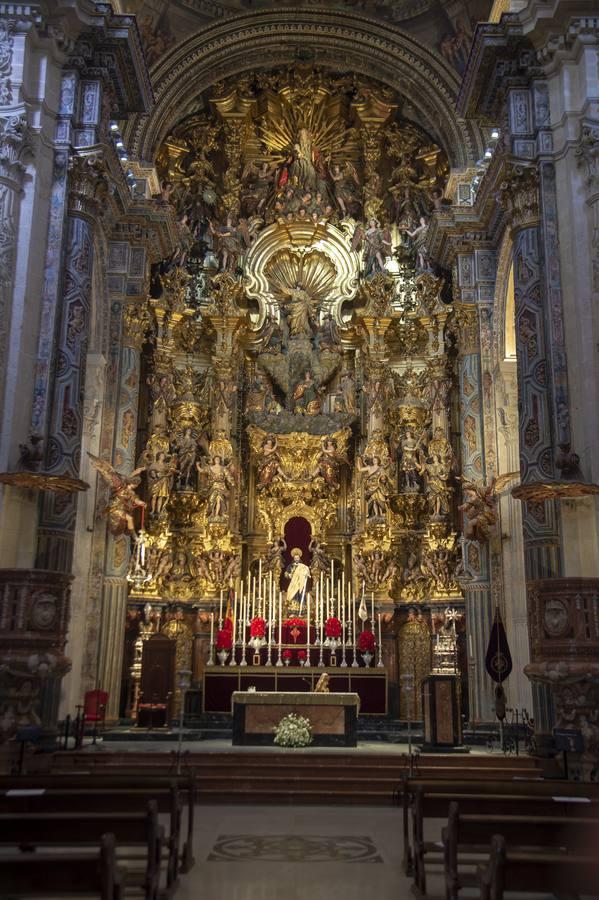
xmin=496 ymin=162 xmax=540 ymax=232
xmin=123 ymin=8 xmax=484 ymax=168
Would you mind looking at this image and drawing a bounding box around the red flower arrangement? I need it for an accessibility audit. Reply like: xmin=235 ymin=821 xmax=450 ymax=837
xmin=250 ymin=616 xmax=266 ymax=638
xmin=283 ymin=617 xmax=306 ymax=628
xmin=358 ymin=630 xmax=376 ymax=654
xmin=325 ymin=616 xmax=342 ymax=639
xmin=216 ymin=628 xmax=233 ymax=651
xmin=297 ymin=649 xmax=307 ymax=663
xmin=282 ymin=649 xmax=292 ymax=661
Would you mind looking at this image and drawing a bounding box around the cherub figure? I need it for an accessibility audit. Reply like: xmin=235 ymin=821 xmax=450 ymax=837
xmin=88 ymin=453 xmax=146 ymax=535
xmin=458 ymin=473 xmax=519 ymax=543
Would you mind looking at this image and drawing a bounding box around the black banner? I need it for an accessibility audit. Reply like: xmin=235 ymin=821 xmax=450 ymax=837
xmin=485 ymin=607 xmax=513 ymax=683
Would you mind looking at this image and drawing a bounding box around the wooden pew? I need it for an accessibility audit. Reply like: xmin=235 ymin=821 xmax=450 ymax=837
xmin=0 ymin=802 xmax=162 ymax=900
xmin=0 ymin=831 xmax=122 ymax=899
xmin=401 ymin=778 xmax=599 ymax=893
xmin=442 ymin=800 xmax=599 ymax=900
xmin=0 ymin=785 xmax=182 ymax=892
xmin=478 ymin=833 xmax=599 ymax=900
xmin=0 ymin=771 xmax=195 ymax=875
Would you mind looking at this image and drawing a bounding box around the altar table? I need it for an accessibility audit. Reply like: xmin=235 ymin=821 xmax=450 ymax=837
xmin=203 ymin=666 xmax=387 ymax=715
xmin=232 ymin=691 xmax=360 ymax=746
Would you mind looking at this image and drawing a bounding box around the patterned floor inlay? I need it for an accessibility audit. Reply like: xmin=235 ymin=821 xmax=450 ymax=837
xmin=207 ymin=835 xmax=384 ymax=863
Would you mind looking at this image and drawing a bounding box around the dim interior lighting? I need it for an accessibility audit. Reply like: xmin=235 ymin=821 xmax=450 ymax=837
xmin=115 ymin=139 xmax=124 ymax=149
xmin=484 ymin=148 xmax=492 ymax=158
xmin=119 ymin=152 xmax=128 ymax=161
xmin=491 ymin=128 xmax=500 ymax=139
xmin=109 ymin=121 xmax=118 ymax=131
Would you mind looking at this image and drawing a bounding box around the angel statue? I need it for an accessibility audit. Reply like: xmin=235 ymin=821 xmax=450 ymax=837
xmin=356 ymin=454 xmax=393 ymax=521
xmin=256 ymin=434 xmax=287 ymax=491
xmin=196 ymin=455 xmax=236 ymax=520
xmin=313 ymin=436 xmax=349 ymax=489
xmin=209 ymin=215 xmax=257 ymax=272
xmin=352 ymin=219 xmax=392 ymax=277
xmin=458 ymin=473 xmax=519 ymax=543
xmin=88 ymin=453 xmax=146 ymax=536
xmin=308 ymin=538 xmax=330 ymax=579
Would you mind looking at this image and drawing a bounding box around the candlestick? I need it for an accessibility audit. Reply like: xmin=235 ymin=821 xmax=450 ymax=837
xmin=337 ymin=579 xmax=341 ymax=619
xmin=276 ymin=591 xmax=283 ymax=666
xmin=229 ymin=591 xmax=238 ymax=666
xmin=318 ymin=596 xmax=325 ymax=667
xmin=219 ymin=589 xmax=223 ymax=628
xmin=377 ymin=612 xmax=384 ymax=668
xmin=306 ymin=592 xmax=310 ymax=667
xmin=371 ymin=591 xmax=374 ymax=627
xmin=207 ymin=612 xmax=214 ymax=666
xmin=351 ymin=591 xmax=359 ymax=667
xmin=265 ymin=584 xmax=273 ymax=667
xmin=252 ymin=576 xmax=256 ymax=620
xmin=340 ymin=584 xmax=347 ymax=668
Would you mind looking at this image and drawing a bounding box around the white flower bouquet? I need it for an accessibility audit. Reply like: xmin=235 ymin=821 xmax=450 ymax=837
xmin=273 ymin=712 xmax=313 ymax=748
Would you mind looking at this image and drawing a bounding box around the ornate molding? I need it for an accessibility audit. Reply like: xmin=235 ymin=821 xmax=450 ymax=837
xmin=496 ymin=163 xmax=540 ymax=232
xmin=0 ymin=112 xmax=32 ymax=185
xmin=67 ymin=151 xmax=110 ymax=219
xmin=575 ymin=122 xmax=599 ymax=192
xmin=123 ymin=9 xmax=484 ymax=168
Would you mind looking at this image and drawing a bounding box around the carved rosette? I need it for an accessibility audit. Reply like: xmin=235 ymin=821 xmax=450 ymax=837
xmin=0 ymin=569 xmax=72 ymax=742
xmin=497 ymin=164 xmax=540 ymax=232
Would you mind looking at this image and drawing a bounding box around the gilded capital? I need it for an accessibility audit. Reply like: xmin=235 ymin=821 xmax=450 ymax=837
xmin=122 ymin=299 xmax=154 ymax=350
xmin=496 ymin=164 xmax=540 ymax=232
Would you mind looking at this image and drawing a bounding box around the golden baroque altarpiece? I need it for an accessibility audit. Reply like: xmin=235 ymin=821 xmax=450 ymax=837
xmin=114 ymin=69 xmax=477 ymax=715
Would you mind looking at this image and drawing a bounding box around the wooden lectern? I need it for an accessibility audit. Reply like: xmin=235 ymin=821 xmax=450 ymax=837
xmin=421 ymin=674 xmax=463 ymax=750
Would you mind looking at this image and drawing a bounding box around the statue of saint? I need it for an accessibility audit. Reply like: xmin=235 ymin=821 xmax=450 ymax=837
xmin=293 ymin=370 xmax=322 ymax=416
xmin=284 ymin=548 xmax=311 ymax=606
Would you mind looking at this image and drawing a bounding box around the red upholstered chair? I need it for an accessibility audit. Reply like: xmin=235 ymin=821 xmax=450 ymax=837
xmin=84 ymin=689 xmax=108 ymax=727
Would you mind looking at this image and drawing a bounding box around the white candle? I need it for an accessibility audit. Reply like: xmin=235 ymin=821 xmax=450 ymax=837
xmin=342 ymin=584 xmax=345 ymax=648
xmin=337 ymin=579 xmax=341 ymax=619
xmin=468 ymin=634 xmax=473 ymax=657
xmin=252 ymin=576 xmax=256 ymax=620
xmin=371 ymin=591 xmax=374 ymax=626
xmin=330 ymin=558 xmax=334 ymax=586
xmin=259 ymin=558 xmax=262 ymax=589
xmin=341 ymin=570 xmax=345 ymax=619
xmin=233 ymin=591 xmax=237 ymax=639
xmin=307 ymin=592 xmax=311 ymax=660
xmin=378 ymin=612 xmax=382 ymax=648
xmin=268 ymin=585 xmax=272 ymax=649
xmin=210 ymin=611 xmax=214 ymax=652
xmin=239 ymin=583 xmax=244 ymax=642
xmin=219 ymin=589 xmax=223 ymax=624
xmin=278 ymin=591 xmax=282 ymax=649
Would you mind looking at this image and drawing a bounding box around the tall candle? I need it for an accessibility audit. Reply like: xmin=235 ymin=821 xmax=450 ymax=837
xmin=371 ymin=591 xmax=374 ymax=626
xmin=337 ymin=579 xmax=341 ymax=619
xmin=341 ymin=570 xmax=345 ymax=620
xmin=233 ymin=590 xmax=237 ymax=640
xmin=378 ymin=612 xmax=382 ymax=648
xmin=342 ymin=583 xmax=345 ymax=648
xmin=307 ymin=592 xmax=311 ymax=652
xmin=252 ymin=576 xmax=256 ymax=620
xmin=239 ymin=583 xmax=244 ymax=642
xmin=210 ymin=611 xmax=214 ymax=652
xmin=219 ymin=589 xmax=223 ymax=624
xmin=268 ymin=585 xmax=272 ymax=649
xmin=278 ymin=591 xmax=282 ymax=648
xmin=259 ymin=558 xmax=262 ymax=590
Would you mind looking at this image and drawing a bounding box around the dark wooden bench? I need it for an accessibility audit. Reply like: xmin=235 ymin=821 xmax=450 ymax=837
xmin=0 ymin=802 xmax=162 ymax=900
xmin=442 ymin=800 xmax=599 ymax=900
xmin=400 ymin=777 xmax=599 ymax=893
xmin=0 ymin=832 xmax=122 ymax=899
xmin=478 ymin=833 xmax=599 ymax=900
xmin=0 ymin=785 xmax=182 ymax=892
xmin=0 ymin=771 xmax=195 ymax=875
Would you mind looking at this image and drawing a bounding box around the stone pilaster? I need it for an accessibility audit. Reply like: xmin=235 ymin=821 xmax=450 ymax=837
xmin=452 ymin=261 xmax=494 ymax=722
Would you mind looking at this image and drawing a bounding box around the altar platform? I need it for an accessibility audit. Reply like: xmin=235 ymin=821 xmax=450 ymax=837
xmin=232 ymin=691 xmax=360 ymax=746
xmin=203 ymin=666 xmax=387 ymax=715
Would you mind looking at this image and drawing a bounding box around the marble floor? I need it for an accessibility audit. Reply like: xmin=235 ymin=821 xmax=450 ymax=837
xmin=171 ymin=805 xmax=557 ymax=900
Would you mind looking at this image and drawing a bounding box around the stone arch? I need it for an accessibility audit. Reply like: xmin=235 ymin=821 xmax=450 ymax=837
xmin=124 ymin=8 xmax=485 ymax=169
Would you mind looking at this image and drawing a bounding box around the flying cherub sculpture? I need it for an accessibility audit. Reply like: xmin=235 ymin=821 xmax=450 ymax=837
xmin=458 ymin=473 xmax=519 ymax=543
xmin=88 ymin=453 xmax=146 ymax=536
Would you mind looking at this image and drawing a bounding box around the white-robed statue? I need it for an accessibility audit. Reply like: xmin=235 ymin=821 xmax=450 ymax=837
xmin=284 ymin=547 xmax=311 ymax=612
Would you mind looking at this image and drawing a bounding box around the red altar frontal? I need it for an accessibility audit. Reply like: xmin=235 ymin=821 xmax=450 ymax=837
xmin=203 ymin=667 xmax=387 ymax=715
